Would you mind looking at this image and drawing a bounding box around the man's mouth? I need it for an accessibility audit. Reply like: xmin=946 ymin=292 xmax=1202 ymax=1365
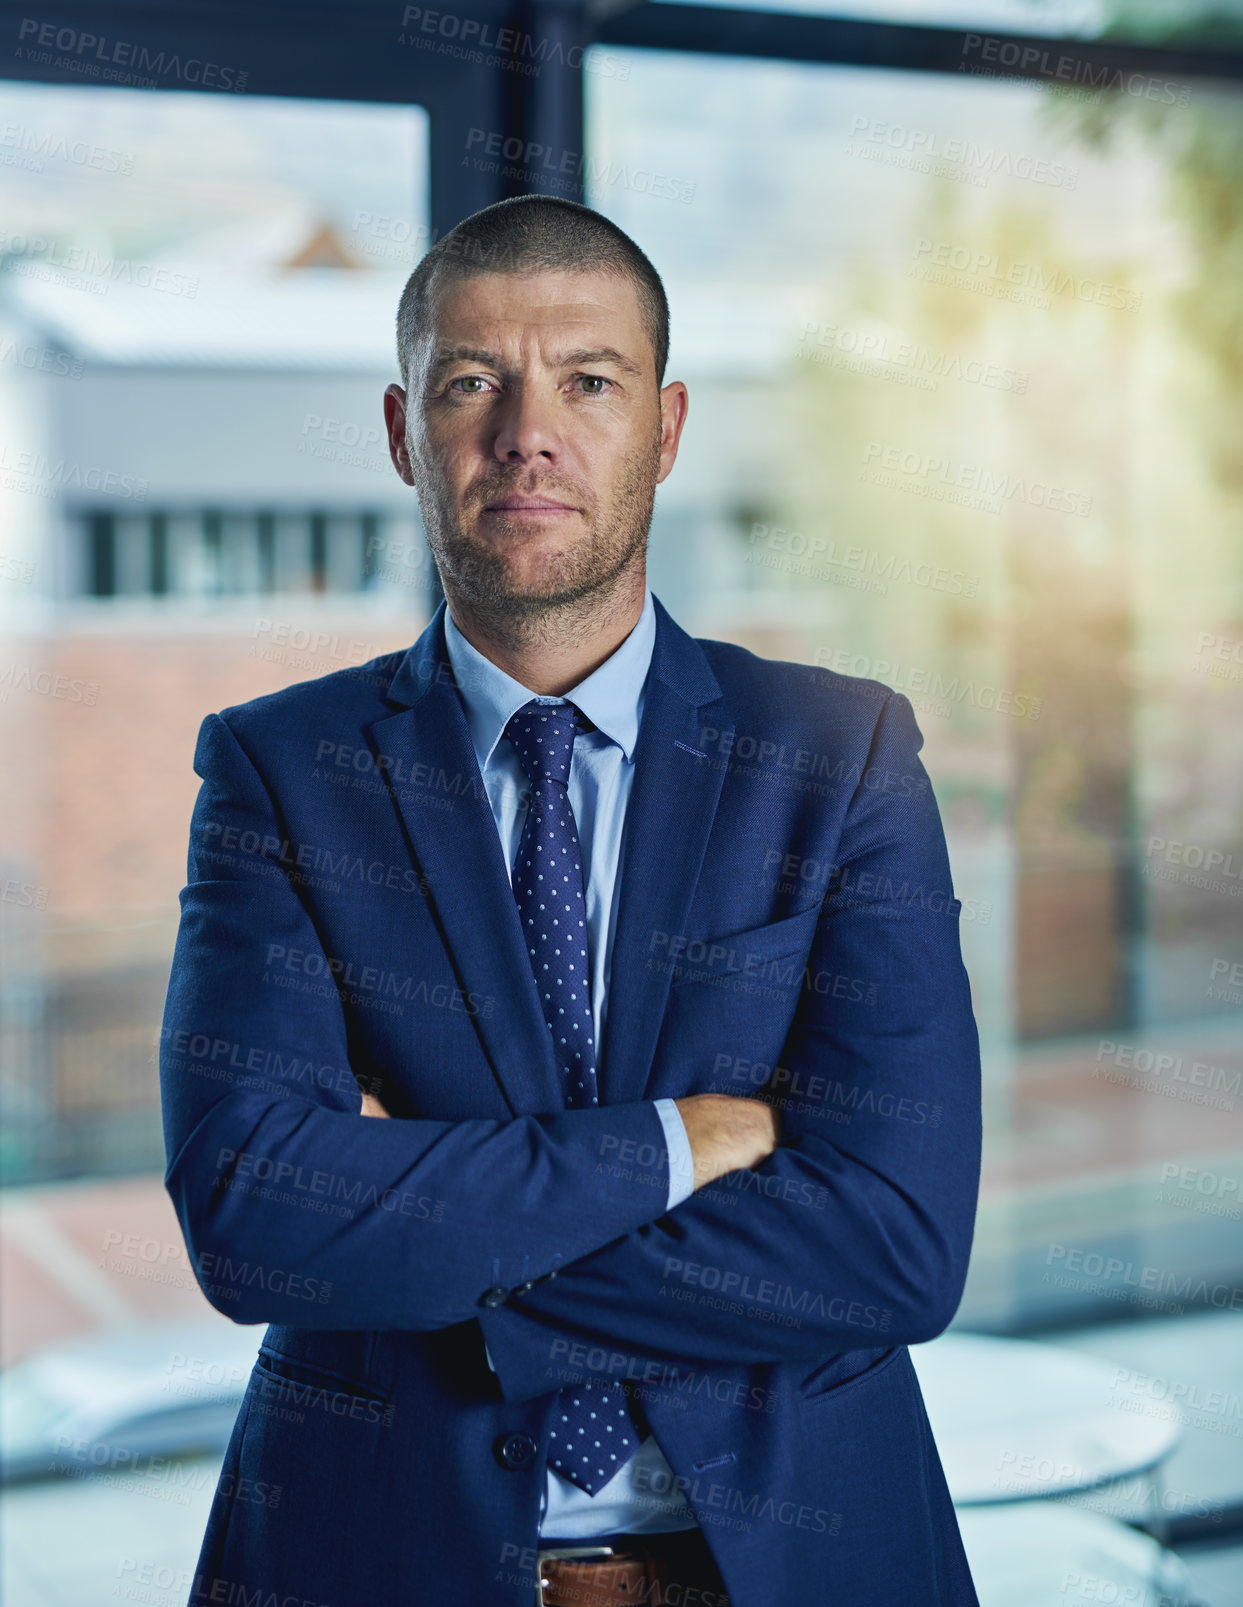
xmin=482 ymin=495 xmax=578 ymax=516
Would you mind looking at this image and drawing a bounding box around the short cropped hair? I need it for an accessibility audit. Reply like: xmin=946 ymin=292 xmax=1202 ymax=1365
xmin=395 ymin=195 xmax=669 ymax=391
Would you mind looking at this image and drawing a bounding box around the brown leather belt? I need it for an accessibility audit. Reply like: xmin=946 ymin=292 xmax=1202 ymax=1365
xmin=536 ymin=1529 xmax=730 ymax=1607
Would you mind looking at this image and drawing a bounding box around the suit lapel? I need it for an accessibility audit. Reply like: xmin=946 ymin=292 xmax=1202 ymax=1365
xmin=365 ymin=605 xmax=563 ymax=1116
xmin=599 ymin=599 xmax=731 ymax=1107
xmin=366 ymin=597 xmax=731 ymax=1117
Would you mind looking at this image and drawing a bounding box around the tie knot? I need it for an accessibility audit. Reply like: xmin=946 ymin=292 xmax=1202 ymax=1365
xmin=504 ymin=699 xmax=588 ymax=789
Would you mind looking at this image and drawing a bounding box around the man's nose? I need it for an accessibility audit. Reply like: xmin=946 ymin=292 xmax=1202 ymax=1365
xmin=491 ymin=387 xmax=563 ymax=465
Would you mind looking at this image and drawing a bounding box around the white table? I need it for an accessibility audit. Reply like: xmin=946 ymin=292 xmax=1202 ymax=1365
xmin=910 ymin=1333 xmax=1183 ymax=1510
xmin=954 ymin=1503 xmax=1195 ymax=1607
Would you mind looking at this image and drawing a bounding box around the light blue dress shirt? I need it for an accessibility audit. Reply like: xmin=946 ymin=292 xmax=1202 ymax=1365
xmin=443 ymin=589 xmax=699 ymax=1537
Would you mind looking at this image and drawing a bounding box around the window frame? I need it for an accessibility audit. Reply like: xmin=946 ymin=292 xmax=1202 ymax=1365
xmin=1 ymin=0 xmax=1238 ymax=246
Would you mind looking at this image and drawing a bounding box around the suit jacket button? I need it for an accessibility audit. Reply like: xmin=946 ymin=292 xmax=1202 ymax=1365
xmin=480 ymin=1287 xmax=509 ymax=1308
xmin=496 ymin=1432 xmax=538 ymax=1471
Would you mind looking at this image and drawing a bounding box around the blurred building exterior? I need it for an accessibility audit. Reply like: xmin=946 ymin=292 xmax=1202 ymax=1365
xmin=1 ymin=17 xmax=1242 ymax=1602
xmin=1 ymin=44 xmax=1241 ymax=1342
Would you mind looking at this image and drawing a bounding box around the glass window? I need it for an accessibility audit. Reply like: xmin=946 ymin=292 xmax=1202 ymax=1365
xmin=0 ymin=86 xmax=431 ymax=1196
xmin=0 ymin=95 xmax=433 ymax=1592
xmin=587 ymin=46 xmax=1243 ymax=1332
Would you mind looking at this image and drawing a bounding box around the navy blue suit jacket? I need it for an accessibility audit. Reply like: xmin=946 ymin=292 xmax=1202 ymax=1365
xmin=159 ymin=595 xmax=982 ymax=1605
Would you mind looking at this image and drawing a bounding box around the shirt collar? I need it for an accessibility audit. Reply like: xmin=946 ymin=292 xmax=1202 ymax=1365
xmin=443 ymin=589 xmax=656 ymax=773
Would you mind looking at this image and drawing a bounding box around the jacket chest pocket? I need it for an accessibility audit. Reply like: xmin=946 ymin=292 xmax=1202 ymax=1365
xmin=653 ymin=905 xmax=823 ymax=1088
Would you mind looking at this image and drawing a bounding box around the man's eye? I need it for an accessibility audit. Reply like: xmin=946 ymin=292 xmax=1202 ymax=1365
xmin=450 ymin=375 xmax=491 ymax=393
xmin=575 ymin=374 xmax=613 ymax=395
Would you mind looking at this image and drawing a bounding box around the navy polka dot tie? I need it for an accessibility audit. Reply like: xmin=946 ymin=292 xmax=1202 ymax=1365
xmin=504 ymin=698 xmax=643 ymax=1495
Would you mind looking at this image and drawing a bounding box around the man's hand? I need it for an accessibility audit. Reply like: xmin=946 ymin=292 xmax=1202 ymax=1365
xmin=673 ymin=1094 xmax=780 ymax=1191
xmin=360 ymin=1090 xmax=391 ymax=1118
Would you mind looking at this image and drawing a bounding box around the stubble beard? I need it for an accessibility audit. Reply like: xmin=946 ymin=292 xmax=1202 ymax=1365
xmin=409 ymin=426 xmax=660 ymax=651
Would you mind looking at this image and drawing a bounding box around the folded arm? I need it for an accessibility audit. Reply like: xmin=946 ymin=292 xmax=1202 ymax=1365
xmin=477 ymin=690 xmax=983 ymax=1397
xmin=161 ymin=711 xmax=684 ymax=1331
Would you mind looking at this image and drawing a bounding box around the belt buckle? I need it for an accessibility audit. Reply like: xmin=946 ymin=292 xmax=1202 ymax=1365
xmin=535 ymin=1545 xmax=615 ymax=1607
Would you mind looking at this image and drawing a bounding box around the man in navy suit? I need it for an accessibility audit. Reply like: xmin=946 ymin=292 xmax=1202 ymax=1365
xmin=160 ymin=195 xmax=982 ymax=1605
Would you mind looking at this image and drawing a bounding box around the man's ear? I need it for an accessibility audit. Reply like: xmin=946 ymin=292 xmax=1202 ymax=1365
xmin=384 ymin=383 xmax=416 ymax=487
xmin=656 ymin=380 xmax=689 ymax=486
